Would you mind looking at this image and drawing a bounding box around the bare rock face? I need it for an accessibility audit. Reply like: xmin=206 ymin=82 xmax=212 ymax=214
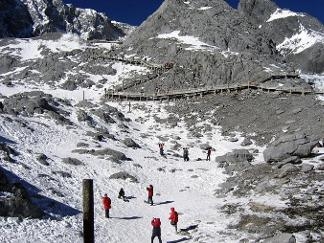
xmin=122 ymin=0 xmax=306 ymax=93
xmin=0 ymin=0 xmax=33 ymax=38
xmin=263 ymin=133 xmax=318 ymax=163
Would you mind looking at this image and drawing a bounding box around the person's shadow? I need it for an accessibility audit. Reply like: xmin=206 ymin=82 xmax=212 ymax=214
xmin=167 ymin=237 xmax=190 ymax=243
xmin=155 ymin=200 xmax=174 ymax=205
xmin=110 ymin=216 xmax=142 ymax=220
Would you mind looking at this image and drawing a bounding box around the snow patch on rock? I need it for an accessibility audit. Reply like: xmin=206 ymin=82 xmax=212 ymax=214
xmin=266 ymin=8 xmax=305 ymax=22
xmin=277 ymin=25 xmax=324 ymax=54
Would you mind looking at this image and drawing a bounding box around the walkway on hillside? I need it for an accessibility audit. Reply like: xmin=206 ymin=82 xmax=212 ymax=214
xmin=105 ymin=74 xmax=324 ymax=101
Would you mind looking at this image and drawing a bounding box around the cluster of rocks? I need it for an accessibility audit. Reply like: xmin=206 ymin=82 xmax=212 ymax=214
xmin=0 ymin=91 xmax=72 ymax=125
xmin=215 ymin=140 xmax=324 ymax=241
xmin=165 ymin=91 xmax=324 ymax=146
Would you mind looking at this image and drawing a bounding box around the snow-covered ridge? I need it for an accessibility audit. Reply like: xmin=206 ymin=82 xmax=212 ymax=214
xmin=277 ymin=24 xmax=324 ymax=54
xmin=266 ymin=8 xmax=305 ymax=22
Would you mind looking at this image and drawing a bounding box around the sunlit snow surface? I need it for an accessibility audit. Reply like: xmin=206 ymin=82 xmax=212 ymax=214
xmin=277 ymin=25 xmax=324 ymax=54
xmin=266 ymin=8 xmax=305 ymax=22
xmin=0 ymin=33 xmax=85 ymax=60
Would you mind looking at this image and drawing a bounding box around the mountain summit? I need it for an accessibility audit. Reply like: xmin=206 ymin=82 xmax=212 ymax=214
xmin=0 ymin=0 xmax=125 ymax=40
xmin=239 ymin=0 xmax=324 ymax=73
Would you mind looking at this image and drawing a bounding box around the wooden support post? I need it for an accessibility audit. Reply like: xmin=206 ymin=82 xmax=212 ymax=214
xmin=83 ymin=179 xmax=94 ymax=243
xmin=248 ymin=81 xmax=250 ymax=90
xmin=83 ymin=90 xmax=85 ymax=101
xmin=302 ymin=88 xmax=305 ymax=96
xmin=290 ymin=89 xmax=292 ymax=94
xmin=200 ymin=93 xmax=203 ymax=98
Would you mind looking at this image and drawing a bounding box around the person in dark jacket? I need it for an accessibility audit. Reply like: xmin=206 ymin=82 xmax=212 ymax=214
xmin=147 ymin=184 xmax=154 ymax=205
xmin=118 ymin=188 xmax=125 ymax=200
xmin=168 ymin=207 xmax=178 ymax=232
xmin=158 ymin=143 xmax=164 ymax=156
xmin=102 ymin=194 xmax=111 ymax=218
xmin=206 ymin=147 xmax=212 ymax=161
xmin=183 ymin=147 xmax=189 ymax=161
xmin=151 ymin=218 xmax=162 ymax=243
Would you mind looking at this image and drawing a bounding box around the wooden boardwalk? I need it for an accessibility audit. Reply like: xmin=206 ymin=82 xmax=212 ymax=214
xmin=105 ymin=82 xmax=324 ymax=101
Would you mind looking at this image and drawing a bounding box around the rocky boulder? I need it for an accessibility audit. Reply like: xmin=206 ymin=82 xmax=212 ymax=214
xmin=109 ymin=171 xmax=138 ymax=183
xmin=263 ymin=133 xmax=318 ymax=163
xmin=122 ymin=138 xmax=141 ymax=148
xmin=216 ymin=149 xmax=254 ymax=174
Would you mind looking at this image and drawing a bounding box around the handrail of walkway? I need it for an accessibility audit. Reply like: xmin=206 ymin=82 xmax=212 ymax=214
xmin=104 ymin=82 xmax=324 ymax=101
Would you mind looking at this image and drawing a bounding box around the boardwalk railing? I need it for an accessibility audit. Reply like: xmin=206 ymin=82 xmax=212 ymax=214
xmin=105 ymin=82 xmax=324 ymax=101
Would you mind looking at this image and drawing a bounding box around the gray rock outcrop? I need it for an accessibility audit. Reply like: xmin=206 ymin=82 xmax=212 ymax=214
xmin=109 ymin=171 xmax=138 ymax=183
xmin=122 ymin=138 xmax=141 ymax=148
xmin=263 ymin=133 xmax=318 ymax=163
xmin=0 ymin=0 xmax=33 ymax=38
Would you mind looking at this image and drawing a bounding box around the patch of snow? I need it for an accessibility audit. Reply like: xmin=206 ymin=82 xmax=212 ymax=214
xmin=0 ymin=34 xmax=85 ymax=61
xmin=183 ymin=1 xmax=190 ymax=4
xmin=198 ymin=7 xmax=212 ymax=10
xmin=277 ymin=24 xmax=324 ymax=54
xmin=301 ymin=73 xmax=324 ymax=93
xmin=221 ymin=49 xmax=239 ymax=58
xmin=266 ymin=8 xmax=305 ymax=22
xmin=155 ymin=31 xmax=219 ymax=52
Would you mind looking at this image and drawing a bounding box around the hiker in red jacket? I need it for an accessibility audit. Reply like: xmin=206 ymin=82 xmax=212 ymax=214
xmin=146 ymin=184 xmax=154 ymax=205
xmin=151 ymin=218 xmax=162 ymax=243
xmin=168 ymin=207 xmax=178 ymax=232
xmin=102 ymin=194 xmax=111 ymax=218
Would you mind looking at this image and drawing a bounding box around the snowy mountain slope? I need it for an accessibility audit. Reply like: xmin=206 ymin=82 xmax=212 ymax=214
xmin=0 ymin=34 xmax=324 ymax=243
xmin=1 ymin=0 xmax=324 ymax=242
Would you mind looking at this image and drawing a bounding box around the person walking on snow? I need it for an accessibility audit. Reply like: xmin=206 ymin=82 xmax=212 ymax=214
xmin=183 ymin=147 xmax=189 ymax=161
xmin=168 ymin=207 xmax=179 ymax=232
xmin=147 ymin=184 xmax=154 ymax=205
xmin=102 ymin=194 xmax=111 ymax=218
xmin=158 ymin=143 xmax=165 ymax=156
xmin=151 ymin=218 xmax=162 ymax=243
xmin=206 ymin=147 xmax=212 ymax=161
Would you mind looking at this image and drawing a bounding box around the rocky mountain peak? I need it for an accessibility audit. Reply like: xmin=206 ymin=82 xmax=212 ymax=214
xmin=0 ymin=0 xmax=125 ymax=40
xmin=238 ymin=0 xmax=324 ymax=73
xmin=238 ymin=0 xmax=278 ymax=24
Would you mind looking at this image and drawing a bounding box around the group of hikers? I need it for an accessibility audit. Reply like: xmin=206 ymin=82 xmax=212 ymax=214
xmin=159 ymin=143 xmax=213 ymax=162
xmin=102 ymin=185 xmax=178 ymax=242
xmin=101 ymin=143 xmax=213 ymax=242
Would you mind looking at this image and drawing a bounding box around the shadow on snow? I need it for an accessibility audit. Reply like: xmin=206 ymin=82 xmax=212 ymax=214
xmin=0 ymin=166 xmax=80 ymax=218
xmin=110 ymin=216 xmax=142 ymax=220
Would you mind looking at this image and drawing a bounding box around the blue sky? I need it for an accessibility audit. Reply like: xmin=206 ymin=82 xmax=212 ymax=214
xmin=64 ymin=0 xmax=324 ymax=26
